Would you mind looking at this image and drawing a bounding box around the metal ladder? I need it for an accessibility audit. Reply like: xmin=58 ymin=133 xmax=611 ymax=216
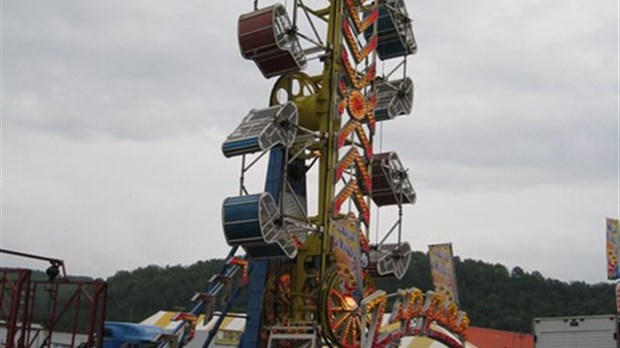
xmin=267 ymin=323 xmax=318 ymax=348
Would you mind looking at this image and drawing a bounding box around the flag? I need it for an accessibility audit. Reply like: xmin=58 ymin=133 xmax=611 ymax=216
xmin=428 ymin=243 xmax=460 ymax=305
xmin=607 ymin=218 xmax=619 ymax=280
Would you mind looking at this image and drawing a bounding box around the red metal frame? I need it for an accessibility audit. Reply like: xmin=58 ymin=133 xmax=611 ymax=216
xmin=33 ymin=280 xmax=107 ymax=348
xmin=0 ymin=249 xmax=107 ymax=348
xmin=1 ymin=269 xmax=107 ymax=348
xmin=1 ymin=268 xmax=33 ymax=347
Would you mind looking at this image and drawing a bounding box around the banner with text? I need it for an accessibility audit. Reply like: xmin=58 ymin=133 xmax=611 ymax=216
xmin=428 ymin=243 xmax=460 ymax=305
xmin=607 ymin=218 xmax=619 ymax=280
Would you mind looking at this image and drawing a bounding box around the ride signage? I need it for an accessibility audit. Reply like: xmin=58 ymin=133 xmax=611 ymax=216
xmin=607 ymin=218 xmax=620 ymax=280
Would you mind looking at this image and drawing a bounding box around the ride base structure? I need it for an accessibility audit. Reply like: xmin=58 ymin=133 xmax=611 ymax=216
xmin=174 ymin=1 xmax=470 ymax=347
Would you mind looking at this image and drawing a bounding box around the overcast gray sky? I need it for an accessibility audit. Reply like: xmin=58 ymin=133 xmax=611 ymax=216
xmin=0 ymin=0 xmax=618 ymax=284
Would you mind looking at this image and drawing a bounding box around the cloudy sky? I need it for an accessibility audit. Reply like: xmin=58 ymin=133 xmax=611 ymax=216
xmin=1 ymin=1 xmax=618 ymax=284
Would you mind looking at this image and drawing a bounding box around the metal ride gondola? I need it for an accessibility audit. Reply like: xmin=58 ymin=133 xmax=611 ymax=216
xmin=169 ymin=1 xmax=470 ymax=347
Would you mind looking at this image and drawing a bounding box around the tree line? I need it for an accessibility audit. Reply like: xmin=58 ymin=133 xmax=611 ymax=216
xmin=103 ymin=253 xmax=614 ymax=334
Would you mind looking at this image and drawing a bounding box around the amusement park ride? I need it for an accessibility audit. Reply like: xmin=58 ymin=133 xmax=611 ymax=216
xmin=0 ymin=1 xmax=470 ymax=347
xmin=169 ymin=0 xmax=471 ymax=347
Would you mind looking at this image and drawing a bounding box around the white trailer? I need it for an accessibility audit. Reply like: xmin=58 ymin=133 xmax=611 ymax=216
xmin=534 ymin=314 xmax=618 ymax=348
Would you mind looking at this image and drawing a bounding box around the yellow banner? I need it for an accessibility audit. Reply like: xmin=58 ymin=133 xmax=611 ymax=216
xmin=607 ymin=218 xmax=619 ymax=280
xmin=428 ymin=243 xmax=460 ymax=305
